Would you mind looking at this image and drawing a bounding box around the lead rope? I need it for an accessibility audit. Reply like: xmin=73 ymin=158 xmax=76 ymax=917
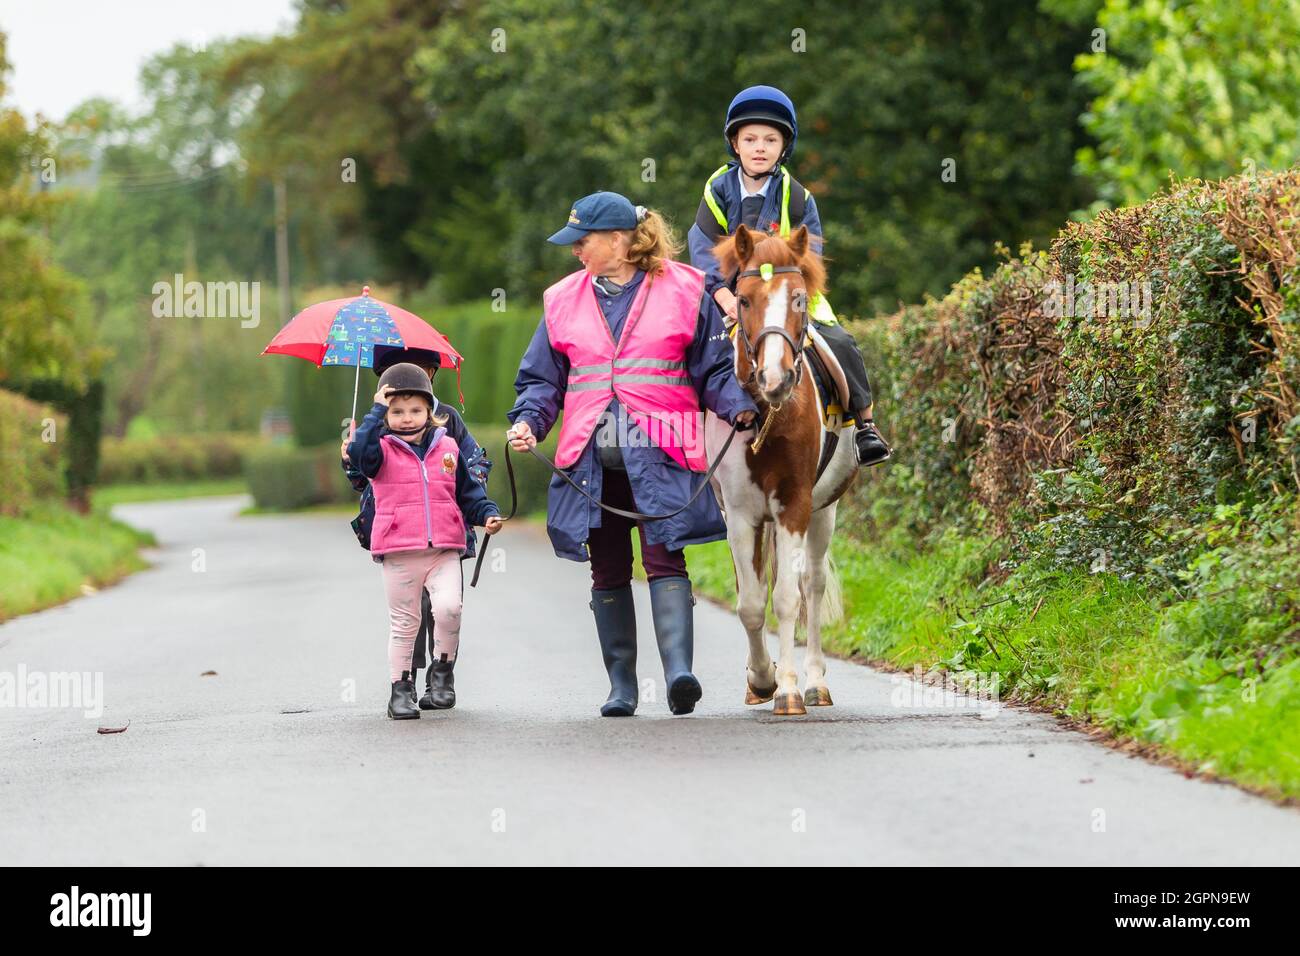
xmin=470 ymin=420 xmax=744 ymax=587
xmin=750 ymin=403 xmax=779 ymax=453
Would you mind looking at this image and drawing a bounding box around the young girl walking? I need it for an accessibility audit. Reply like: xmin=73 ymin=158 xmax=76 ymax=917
xmin=346 ymin=362 xmax=504 ymax=719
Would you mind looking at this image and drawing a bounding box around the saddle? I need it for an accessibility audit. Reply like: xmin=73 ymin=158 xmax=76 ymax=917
xmin=804 ymin=325 xmax=856 ymax=430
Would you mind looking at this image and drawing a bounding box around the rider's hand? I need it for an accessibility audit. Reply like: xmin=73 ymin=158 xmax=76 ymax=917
xmin=714 ymin=287 xmax=738 ymax=321
xmin=508 ymin=420 xmax=537 ymax=452
xmin=374 ymin=385 xmax=394 ymax=406
xmin=340 ymin=438 xmax=351 ymax=462
xmin=483 ymin=515 xmax=504 ymax=534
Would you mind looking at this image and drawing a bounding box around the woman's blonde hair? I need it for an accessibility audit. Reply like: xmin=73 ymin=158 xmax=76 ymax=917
xmin=619 ymin=209 xmax=682 ymax=276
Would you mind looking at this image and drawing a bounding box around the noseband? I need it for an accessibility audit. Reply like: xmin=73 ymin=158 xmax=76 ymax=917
xmin=733 ymin=264 xmax=809 ymax=390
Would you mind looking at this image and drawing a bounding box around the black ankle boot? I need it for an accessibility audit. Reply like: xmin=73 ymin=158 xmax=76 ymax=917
xmin=424 ymin=656 xmax=456 ymax=709
xmin=649 ymin=576 xmax=702 ymax=715
xmin=853 ymin=419 xmax=892 ymax=466
xmin=590 ymin=585 xmax=638 ymax=717
xmin=388 ymin=671 xmax=420 ymax=720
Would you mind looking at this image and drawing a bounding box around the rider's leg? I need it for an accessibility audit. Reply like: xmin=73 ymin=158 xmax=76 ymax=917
xmin=816 ymin=323 xmax=890 ymax=464
xmin=815 ymin=322 xmax=873 ymax=420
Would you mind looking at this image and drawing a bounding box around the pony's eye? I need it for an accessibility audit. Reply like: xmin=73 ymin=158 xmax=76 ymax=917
xmin=737 ymin=296 xmax=750 ymax=308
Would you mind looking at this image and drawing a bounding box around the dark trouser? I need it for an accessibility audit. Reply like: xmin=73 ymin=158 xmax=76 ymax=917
xmin=589 ymin=466 xmax=688 ymax=590
xmin=815 ymin=322 xmax=874 ymax=413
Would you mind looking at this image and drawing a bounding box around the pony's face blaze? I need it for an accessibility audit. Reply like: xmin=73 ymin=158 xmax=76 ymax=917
xmin=714 ymin=223 xmax=823 ymax=408
xmin=738 ymin=272 xmax=803 ymax=403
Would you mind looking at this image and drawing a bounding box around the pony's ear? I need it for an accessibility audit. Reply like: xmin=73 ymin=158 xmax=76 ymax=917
xmin=788 ymin=224 xmax=810 ymax=258
xmin=733 ymin=224 xmax=755 ymax=264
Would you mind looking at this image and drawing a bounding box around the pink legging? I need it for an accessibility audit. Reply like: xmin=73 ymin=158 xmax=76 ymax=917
xmin=381 ymin=548 xmax=463 ymax=682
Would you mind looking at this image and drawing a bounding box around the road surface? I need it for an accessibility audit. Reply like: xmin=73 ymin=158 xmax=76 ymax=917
xmin=1 ymin=495 xmax=1297 ymax=865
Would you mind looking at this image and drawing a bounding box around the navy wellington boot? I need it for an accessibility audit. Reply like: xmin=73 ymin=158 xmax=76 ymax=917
xmin=590 ymin=586 xmax=638 ymax=717
xmin=649 ymin=576 xmax=702 ymax=715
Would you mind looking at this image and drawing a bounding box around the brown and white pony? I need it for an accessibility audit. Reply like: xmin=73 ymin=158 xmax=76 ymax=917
xmin=705 ymin=224 xmax=858 ymax=716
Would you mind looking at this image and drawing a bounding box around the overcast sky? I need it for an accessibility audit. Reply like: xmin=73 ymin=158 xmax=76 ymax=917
xmin=0 ymin=0 xmax=297 ymax=121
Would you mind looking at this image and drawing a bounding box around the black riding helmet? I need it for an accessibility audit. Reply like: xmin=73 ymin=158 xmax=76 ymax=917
xmin=376 ymin=362 xmax=435 ymax=405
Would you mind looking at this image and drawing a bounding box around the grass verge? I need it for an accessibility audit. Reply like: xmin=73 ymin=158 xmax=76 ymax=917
xmin=0 ymin=503 xmax=155 ymax=623
xmin=668 ymin=528 xmax=1300 ymax=803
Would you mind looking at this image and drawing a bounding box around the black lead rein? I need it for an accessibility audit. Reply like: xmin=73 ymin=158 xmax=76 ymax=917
xmin=469 ymin=419 xmax=745 ymax=587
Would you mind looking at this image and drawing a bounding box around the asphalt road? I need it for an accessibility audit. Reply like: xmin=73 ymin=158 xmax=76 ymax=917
xmin=1 ymin=495 xmax=1297 ymax=865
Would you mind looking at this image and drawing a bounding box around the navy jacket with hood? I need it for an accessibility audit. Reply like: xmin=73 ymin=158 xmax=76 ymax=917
xmin=507 ymin=267 xmax=757 ymax=563
xmin=686 ymin=160 xmax=824 ymax=301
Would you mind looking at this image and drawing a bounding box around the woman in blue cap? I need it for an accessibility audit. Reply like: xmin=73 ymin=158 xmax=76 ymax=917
xmin=506 ymin=191 xmax=757 ymax=717
xmin=687 ymin=85 xmax=891 ymax=466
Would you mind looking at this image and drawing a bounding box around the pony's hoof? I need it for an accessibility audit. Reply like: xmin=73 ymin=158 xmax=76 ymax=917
xmin=803 ymin=686 xmax=834 ymax=707
xmin=745 ymin=681 xmax=776 ymax=705
xmin=772 ymin=693 xmax=807 ymax=716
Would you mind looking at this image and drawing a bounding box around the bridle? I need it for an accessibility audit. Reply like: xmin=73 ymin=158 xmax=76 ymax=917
xmin=732 ymin=264 xmax=809 ymax=392
xmin=730 ymin=262 xmax=812 ymax=454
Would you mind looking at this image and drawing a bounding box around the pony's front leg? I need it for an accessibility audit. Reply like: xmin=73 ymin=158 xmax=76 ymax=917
xmin=802 ymin=504 xmax=836 ymax=707
xmin=772 ymin=520 xmax=808 ymax=716
xmin=729 ymin=518 xmax=776 ymax=703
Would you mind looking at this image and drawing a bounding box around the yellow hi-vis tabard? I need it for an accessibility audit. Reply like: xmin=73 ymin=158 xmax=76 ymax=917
xmin=703 ymin=164 xmax=838 ymax=326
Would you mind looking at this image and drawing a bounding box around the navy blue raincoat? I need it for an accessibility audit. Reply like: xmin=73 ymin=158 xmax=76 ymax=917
xmin=507 ymin=268 xmax=757 ymax=562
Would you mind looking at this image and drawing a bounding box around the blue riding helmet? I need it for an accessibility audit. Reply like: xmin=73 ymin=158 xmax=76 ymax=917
xmin=724 ymin=85 xmax=798 ymax=163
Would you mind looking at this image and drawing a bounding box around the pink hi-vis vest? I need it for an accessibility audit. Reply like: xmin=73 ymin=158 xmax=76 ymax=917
xmin=544 ymin=260 xmax=708 ymax=472
xmin=370 ymin=429 xmax=466 ymax=555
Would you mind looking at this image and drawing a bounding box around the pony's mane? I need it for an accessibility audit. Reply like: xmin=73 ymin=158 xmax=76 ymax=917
xmin=712 ymin=228 xmax=826 ymax=300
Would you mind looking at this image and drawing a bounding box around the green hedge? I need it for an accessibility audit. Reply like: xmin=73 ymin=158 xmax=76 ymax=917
xmin=415 ymin=299 xmax=540 ymax=423
xmin=845 ymin=165 xmax=1300 ymax=586
xmin=244 ymin=443 xmax=355 ymax=511
xmin=8 ymin=378 xmax=105 ymax=508
xmin=99 ymin=432 xmax=265 ymax=485
xmin=0 ymin=388 xmax=66 ymax=516
xmin=828 ymin=166 xmax=1300 ymax=794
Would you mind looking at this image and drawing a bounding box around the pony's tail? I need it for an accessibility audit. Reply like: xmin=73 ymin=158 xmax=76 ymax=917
xmin=820 ymin=553 xmax=844 ymax=627
xmin=760 ymin=520 xmax=773 ymax=580
xmin=763 ymin=519 xmax=844 ymax=630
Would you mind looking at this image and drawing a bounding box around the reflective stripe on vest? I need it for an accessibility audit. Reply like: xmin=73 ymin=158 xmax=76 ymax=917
xmin=543 ymin=261 xmax=708 ymax=471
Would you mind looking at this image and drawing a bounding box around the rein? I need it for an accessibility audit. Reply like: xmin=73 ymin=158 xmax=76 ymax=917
xmin=469 ymin=419 xmax=744 ymax=587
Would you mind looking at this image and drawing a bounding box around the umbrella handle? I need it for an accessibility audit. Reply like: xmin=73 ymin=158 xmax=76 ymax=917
xmin=351 ymin=343 xmax=362 ymax=426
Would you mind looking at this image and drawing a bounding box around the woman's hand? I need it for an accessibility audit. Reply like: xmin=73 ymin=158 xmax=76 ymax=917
xmin=735 ymin=409 xmax=757 ymax=428
xmin=508 ymin=420 xmax=537 ymax=452
xmin=483 ymin=515 xmax=504 ymax=534
xmin=373 ymin=384 xmax=394 ymax=406
xmin=714 ymin=287 xmax=738 ymax=321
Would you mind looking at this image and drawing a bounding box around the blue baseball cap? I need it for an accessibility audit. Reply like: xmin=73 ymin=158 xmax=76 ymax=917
xmin=547 ymin=191 xmax=642 ymax=244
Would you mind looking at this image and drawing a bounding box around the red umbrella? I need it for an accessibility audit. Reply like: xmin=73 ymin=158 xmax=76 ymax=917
xmin=261 ymin=286 xmax=464 ymax=427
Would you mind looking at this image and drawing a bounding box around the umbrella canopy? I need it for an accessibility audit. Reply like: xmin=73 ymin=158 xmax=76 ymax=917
xmin=262 ymin=286 xmax=462 ymax=371
xmin=261 ymin=286 xmax=465 ymax=422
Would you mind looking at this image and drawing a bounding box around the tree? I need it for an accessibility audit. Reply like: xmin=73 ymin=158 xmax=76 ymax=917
xmin=0 ymin=31 xmax=90 ymax=388
xmin=411 ymin=0 xmax=1096 ymax=314
xmin=1074 ymin=0 xmax=1300 ymax=205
